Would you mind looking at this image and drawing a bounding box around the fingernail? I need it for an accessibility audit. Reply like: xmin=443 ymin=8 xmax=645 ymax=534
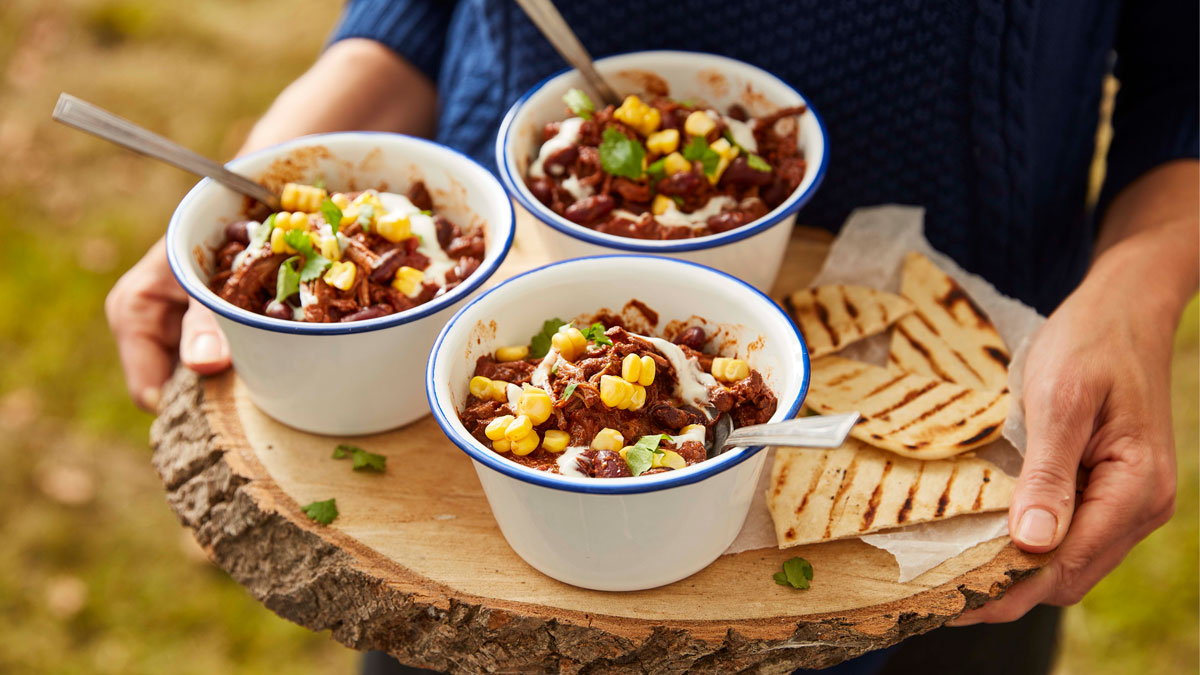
xmin=140 ymin=386 xmax=161 ymax=413
xmin=1016 ymin=508 xmax=1058 ymax=547
xmin=187 ymin=333 xmax=221 ymax=364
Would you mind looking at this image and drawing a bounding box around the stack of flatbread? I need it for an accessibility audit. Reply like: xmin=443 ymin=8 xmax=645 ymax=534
xmin=769 ymin=252 xmax=1016 ymax=547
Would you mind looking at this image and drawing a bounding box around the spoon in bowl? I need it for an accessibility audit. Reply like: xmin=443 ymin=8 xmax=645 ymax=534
xmin=52 ymin=93 xmax=281 ymax=211
xmin=706 ymin=411 xmax=860 ymax=459
xmin=512 ymin=0 xmax=622 ymax=106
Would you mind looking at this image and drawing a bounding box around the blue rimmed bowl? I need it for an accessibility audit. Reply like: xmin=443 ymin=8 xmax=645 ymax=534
xmin=167 ymin=132 xmax=514 ymax=435
xmin=427 ymin=255 xmax=809 ymax=590
xmin=497 ymin=50 xmax=828 ymax=292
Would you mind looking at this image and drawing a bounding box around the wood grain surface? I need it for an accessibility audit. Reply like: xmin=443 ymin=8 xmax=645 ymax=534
xmin=149 ymin=213 xmax=1047 ymax=673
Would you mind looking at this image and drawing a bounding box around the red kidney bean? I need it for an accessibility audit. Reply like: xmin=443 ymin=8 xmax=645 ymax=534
xmin=656 ymin=170 xmax=704 ymax=197
xmin=719 ymin=156 xmax=773 ymax=189
xmin=447 ymin=233 xmax=485 ymax=259
xmin=406 ymin=182 xmax=433 ymax=211
xmin=593 ymin=450 xmax=632 ymax=478
xmin=564 ymin=194 xmax=614 ymax=224
xmin=433 ymin=215 xmax=458 ymax=250
xmin=528 ymin=177 xmax=555 ymax=206
xmin=339 ymin=304 xmax=393 ymax=322
xmin=673 ymin=326 xmax=707 ymax=350
xmin=369 ymin=249 xmax=404 ymax=284
xmin=762 ymin=178 xmax=792 ymax=209
xmin=650 ymin=402 xmax=704 ymax=431
xmin=542 ymin=145 xmax=578 ymax=176
xmin=612 ymin=177 xmax=652 ymax=203
xmin=224 ymin=220 xmax=251 ymax=245
xmin=263 ymin=300 xmax=292 ymax=320
xmin=707 ymin=210 xmax=752 ymax=234
xmin=726 ymin=103 xmax=750 ymax=122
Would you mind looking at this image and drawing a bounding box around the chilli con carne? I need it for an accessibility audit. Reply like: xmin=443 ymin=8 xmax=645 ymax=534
xmin=525 ymin=89 xmax=808 ymax=240
xmin=208 ymin=181 xmax=484 ymax=322
xmin=458 ymin=314 xmax=778 ymax=479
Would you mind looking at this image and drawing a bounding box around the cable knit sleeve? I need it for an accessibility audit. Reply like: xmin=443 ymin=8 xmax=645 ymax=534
xmin=1097 ymin=0 xmax=1199 ymax=218
xmin=327 ymin=0 xmax=458 ymax=84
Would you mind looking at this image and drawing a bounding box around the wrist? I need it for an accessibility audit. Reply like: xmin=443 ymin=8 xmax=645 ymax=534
xmin=1084 ymin=229 xmax=1195 ymax=331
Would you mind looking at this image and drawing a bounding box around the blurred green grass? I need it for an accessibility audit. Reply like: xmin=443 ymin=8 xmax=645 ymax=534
xmin=0 ymin=2 xmax=1194 ymax=674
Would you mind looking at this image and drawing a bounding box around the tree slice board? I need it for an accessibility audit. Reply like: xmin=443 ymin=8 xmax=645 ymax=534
xmin=149 ymin=216 xmax=1046 ymax=673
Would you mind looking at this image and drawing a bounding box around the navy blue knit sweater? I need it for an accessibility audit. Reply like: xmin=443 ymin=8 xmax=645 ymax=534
xmin=331 ymin=0 xmax=1197 ymax=314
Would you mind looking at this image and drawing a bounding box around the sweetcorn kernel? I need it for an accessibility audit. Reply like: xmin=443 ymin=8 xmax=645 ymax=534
xmin=621 ymin=354 xmax=642 ymax=383
xmin=628 ymin=384 xmax=646 ymax=411
xmin=637 ymin=356 xmax=656 ymax=386
xmin=600 ymin=375 xmax=634 ymax=408
xmin=712 ymin=357 xmax=751 ymax=383
xmin=490 ymin=380 xmax=512 ymax=403
xmin=469 ymin=376 xmax=494 ymax=399
xmin=511 ymin=432 xmax=540 ymax=456
xmin=708 ymin=138 xmax=739 ymax=184
xmin=485 ymin=415 xmax=515 ymax=441
xmin=323 ymin=260 xmax=356 ymax=291
xmin=517 ymin=387 xmax=553 ymax=425
xmin=541 ymin=430 xmax=569 ymax=453
xmin=275 ymin=211 xmax=309 ymax=230
xmin=375 ymin=215 xmax=412 ymax=243
xmin=269 ymin=227 xmax=296 ymax=254
xmin=646 ymin=128 xmax=680 ymax=155
xmin=281 ymin=183 xmax=327 ymax=213
xmin=551 ymin=326 xmax=588 ymax=361
xmin=495 ymin=345 xmax=530 ymax=362
xmin=684 ymin=110 xmax=717 ymax=138
xmin=613 ymin=95 xmax=661 ymax=136
xmin=317 ymin=235 xmax=340 ymax=261
xmin=651 ymin=194 xmax=674 ymax=216
xmin=663 ymin=152 xmax=691 ymax=176
xmin=659 ymin=449 xmax=687 ymax=470
xmin=393 ymin=266 xmax=425 ymax=298
xmin=331 ymin=193 xmax=351 ymax=210
xmin=591 ymin=428 xmax=624 ymax=452
xmin=504 ymin=415 xmax=533 ymax=441
xmin=492 ymin=439 xmax=511 ymax=453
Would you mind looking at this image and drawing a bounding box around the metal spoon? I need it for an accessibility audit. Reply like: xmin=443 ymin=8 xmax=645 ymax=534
xmin=707 ymin=412 xmax=860 ymax=459
xmin=52 ymin=93 xmax=281 ymax=211
xmin=512 ymin=0 xmax=622 ymax=106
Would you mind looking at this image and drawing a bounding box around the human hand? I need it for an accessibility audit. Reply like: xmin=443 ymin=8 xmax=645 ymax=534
xmin=951 ymin=254 xmax=1179 ymax=625
xmin=105 ymin=237 xmax=231 ymax=411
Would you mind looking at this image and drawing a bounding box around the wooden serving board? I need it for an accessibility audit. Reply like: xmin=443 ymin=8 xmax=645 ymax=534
xmin=149 ymin=211 xmax=1046 ymax=673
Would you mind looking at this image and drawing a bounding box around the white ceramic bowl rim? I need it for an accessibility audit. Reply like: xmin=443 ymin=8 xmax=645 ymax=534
xmin=166 ymin=131 xmax=516 ymax=336
xmin=425 ymin=254 xmax=811 ymax=495
xmin=495 ymin=50 xmax=830 ymax=254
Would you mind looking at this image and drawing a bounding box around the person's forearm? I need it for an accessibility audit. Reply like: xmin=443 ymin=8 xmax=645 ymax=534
xmin=238 ymin=38 xmax=438 ymax=156
xmin=1090 ymin=160 xmax=1199 ymax=329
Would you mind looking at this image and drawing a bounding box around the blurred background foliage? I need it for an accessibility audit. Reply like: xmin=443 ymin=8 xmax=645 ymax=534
xmin=0 ymin=1 xmax=1194 ymax=673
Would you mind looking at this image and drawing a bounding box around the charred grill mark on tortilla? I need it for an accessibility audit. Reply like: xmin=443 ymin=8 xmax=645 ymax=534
xmin=887 ymin=389 xmax=972 ymax=434
xmin=935 ymin=465 xmax=959 ymax=517
xmin=958 ymin=423 xmax=1001 ymax=447
xmin=939 ymin=286 xmax=990 ymax=328
xmin=813 ymin=297 xmax=839 ymax=348
xmin=825 ymin=365 xmax=869 ymax=388
xmin=985 ymin=345 xmax=1011 ymax=367
xmin=915 ymin=310 xmax=941 ymax=337
xmin=972 ymin=469 xmax=991 ymax=510
xmin=860 ymin=460 xmax=892 ymax=530
xmin=841 ymin=285 xmax=860 ymax=320
xmin=871 ymin=381 xmax=939 ymax=419
xmin=823 ymin=460 xmax=859 ymax=540
xmin=864 ymin=372 xmax=908 ymax=398
xmin=896 ymin=463 xmax=924 ymax=523
xmin=795 ymin=452 xmax=830 ymax=514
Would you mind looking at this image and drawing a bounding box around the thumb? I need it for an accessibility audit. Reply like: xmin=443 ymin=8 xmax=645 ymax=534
xmin=179 ymin=300 xmax=232 ymax=374
xmin=1010 ymin=372 xmax=1101 ymax=552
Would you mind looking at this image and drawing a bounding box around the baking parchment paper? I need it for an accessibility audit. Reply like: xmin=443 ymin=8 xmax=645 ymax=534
xmin=724 ymin=205 xmax=1047 ymax=582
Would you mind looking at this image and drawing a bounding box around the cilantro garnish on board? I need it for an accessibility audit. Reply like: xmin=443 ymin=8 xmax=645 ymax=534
xmin=581 ymin=322 xmax=612 ymax=346
xmin=599 ymin=127 xmax=645 ymax=180
xmin=282 ymin=229 xmax=332 ymax=281
xmin=563 ymin=88 xmax=594 ymax=120
xmin=529 ymin=318 xmax=567 ymax=358
xmin=682 ymin=136 xmax=720 ymax=177
xmin=275 ymin=256 xmax=301 ymax=303
xmin=301 ymin=498 xmax=338 ymax=525
xmin=624 ymin=434 xmax=671 ymax=477
xmin=332 ymin=444 xmax=387 ymax=472
xmin=319 ymin=198 xmax=343 ymax=235
xmin=773 ymin=556 xmax=814 ymax=589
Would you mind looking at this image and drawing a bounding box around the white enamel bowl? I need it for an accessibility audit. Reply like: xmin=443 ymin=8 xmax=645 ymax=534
xmin=427 ymin=256 xmax=809 ymax=590
xmin=167 ymin=132 xmax=515 ymax=435
xmin=497 ymin=50 xmax=828 ymax=292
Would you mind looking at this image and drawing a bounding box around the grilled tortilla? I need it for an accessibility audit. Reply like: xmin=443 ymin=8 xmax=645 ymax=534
xmin=888 ymin=252 xmax=1010 ymax=390
xmin=786 ymin=285 xmax=914 ymax=357
xmin=806 ymin=355 xmax=1008 ymax=459
xmin=767 ymin=437 xmax=1016 ymax=547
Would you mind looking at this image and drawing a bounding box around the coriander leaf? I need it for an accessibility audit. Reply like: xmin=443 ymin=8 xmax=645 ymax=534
xmin=301 ymin=498 xmax=338 ymax=525
xmin=581 ymin=322 xmax=612 ymax=346
xmin=624 ymin=446 xmax=655 ymax=477
xmin=774 ymin=572 xmax=790 ymax=586
xmin=529 ymin=318 xmax=567 ymax=358
xmin=420 ymin=209 xmax=433 ymax=216
xmin=332 ymin=444 xmax=359 ymax=459
xmin=670 ymin=195 xmax=685 ymax=208
xmin=251 ymin=213 xmax=275 ymax=250
xmin=746 ymin=153 xmax=772 ymax=172
xmin=550 ymin=361 xmax=559 ymax=375
xmin=646 ymin=157 xmax=667 ymax=183
xmin=319 ymin=198 xmax=343 ymax=235
xmin=275 ymin=256 xmax=301 ymax=303
xmin=675 ymin=98 xmax=699 ymax=108
xmin=563 ymin=88 xmax=595 ymax=120
xmin=598 ymin=127 xmax=645 ymax=180
xmin=682 ymin=136 xmax=720 ymax=177
xmin=777 ymin=556 xmax=813 ymax=589
xmin=283 ymin=229 xmax=332 ymax=282
xmin=561 ymin=382 xmax=578 ymax=401
xmin=312 ymin=177 xmax=326 ymax=190
xmin=350 ymin=448 xmax=387 ymax=472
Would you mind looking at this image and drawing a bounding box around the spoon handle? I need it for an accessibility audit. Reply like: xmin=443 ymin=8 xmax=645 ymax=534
xmin=512 ymin=0 xmax=621 ymax=106
xmin=724 ymin=412 xmax=860 ymax=449
xmin=52 ymin=93 xmax=281 ymax=211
